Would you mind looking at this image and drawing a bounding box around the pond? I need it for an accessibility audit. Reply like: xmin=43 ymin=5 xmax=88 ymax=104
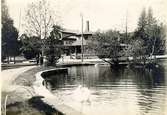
xmin=45 ymin=61 xmax=167 ymax=115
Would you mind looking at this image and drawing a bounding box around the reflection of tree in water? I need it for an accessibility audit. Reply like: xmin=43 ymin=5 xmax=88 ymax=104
xmin=45 ymin=66 xmax=99 ymax=90
xmin=97 ymin=66 xmax=125 ymax=83
xmin=67 ymin=66 xmax=99 ymax=88
xmin=44 ymin=73 xmax=68 ymax=90
xmin=131 ymin=66 xmax=165 ymax=88
xmin=130 ymin=66 xmax=166 ymax=115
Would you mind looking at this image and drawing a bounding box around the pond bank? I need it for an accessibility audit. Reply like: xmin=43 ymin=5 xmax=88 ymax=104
xmin=1 ymin=66 xmax=63 ymax=115
xmin=1 ymin=63 xmax=89 ymax=115
xmin=34 ymin=68 xmax=85 ymax=115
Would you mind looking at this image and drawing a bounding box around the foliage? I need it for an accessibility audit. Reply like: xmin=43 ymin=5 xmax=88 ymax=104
xmin=88 ymin=8 xmax=166 ymax=67
xmin=44 ymin=25 xmax=63 ymax=66
xmin=90 ymin=30 xmax=125 ymax=65
xmin=125 ymin=38 xmax=146 ymax=63
xmin=20 ymin=34 xmax=41 ymax=59
xmin=1 ymin=0 xmax=20 ymax=62
xmin=134 ymin=8 xmax=166 ymax=56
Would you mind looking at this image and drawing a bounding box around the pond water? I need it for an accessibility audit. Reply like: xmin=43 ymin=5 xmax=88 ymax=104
xmin=45 ymin=61 xmax=167 ymax=115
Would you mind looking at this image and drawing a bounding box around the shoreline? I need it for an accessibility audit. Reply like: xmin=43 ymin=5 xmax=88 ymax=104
xmin=1 ymin=63 xmax=92 ymax=115
xmin=34 ymin=68 xmax=85 ymax=115
xmin=1 ymin=65 xmax=61 ymax=115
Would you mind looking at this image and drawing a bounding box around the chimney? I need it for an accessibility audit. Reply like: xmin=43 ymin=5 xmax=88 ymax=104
xmin=86 ymin=20 xmax=90 ymax=32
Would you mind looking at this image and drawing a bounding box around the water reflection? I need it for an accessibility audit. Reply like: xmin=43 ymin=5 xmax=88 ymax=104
xmin=131 ymin=66 xmax=166 ymax=115
xmin=45 ymin=61 xmax=167 ymax=115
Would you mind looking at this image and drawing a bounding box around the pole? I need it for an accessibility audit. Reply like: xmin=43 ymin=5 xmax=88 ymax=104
xmin=125 ymin=10 xmax=128 ymax=61
xmin=81 ymin=14 xmax=84 ymax=62
xmin=125 ymin=11 xmax=128 ymax=40
xmin=18 ymin=8 xmax=21 ymax=35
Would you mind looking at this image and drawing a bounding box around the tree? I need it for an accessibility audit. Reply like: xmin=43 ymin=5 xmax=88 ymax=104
xmin=24 ymin=0 xmax=60 ymax=56
xmin=135 ymin=7 xmax=166 ymax=57
xmin=24 ymin=0 xmax=55 ymax=39
xmin=1 ymin=0 xmax=19 ymax=63
xmin=20 ymin=34 xmax=41 ymax=59
xmin=138 ymin=8 xmax=147 ymax=32
xmin=90 ymin=30 xmax=124 ymax=65
xmin=134 ymin=8 xmax=148 ymax=45
xmin=145 ymin=8 xmax=157 ymax=55
xmin=153 ymin=23 xmax=166 ymax=55
xmin=126 ymin=39 xmax=146 ymax=63
xmin=146 ymin=8 xmax=166 ymax=55
xmin=44 ymin=25 xmax=63 ymax=66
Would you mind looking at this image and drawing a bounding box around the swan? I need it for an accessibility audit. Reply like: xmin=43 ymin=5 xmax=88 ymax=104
xmin=73 ymin=85 xmax=91 ymax=104
xmin=94 ymin=63 xmax=99 ymax=67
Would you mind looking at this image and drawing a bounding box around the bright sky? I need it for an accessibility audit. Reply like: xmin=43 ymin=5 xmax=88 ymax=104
xmin=6 ymin=0 xmax=167 ymax=34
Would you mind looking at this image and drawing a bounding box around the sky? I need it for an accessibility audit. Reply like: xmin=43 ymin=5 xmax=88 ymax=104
xmin=6 ymin=0 xmax=167 ymax=34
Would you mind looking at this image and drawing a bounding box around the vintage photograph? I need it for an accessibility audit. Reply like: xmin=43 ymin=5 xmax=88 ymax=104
xmin=1 ymin=0 xmax=167 ymax=115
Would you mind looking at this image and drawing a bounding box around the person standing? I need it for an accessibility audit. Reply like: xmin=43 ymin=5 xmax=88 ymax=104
xmin=40 ymin=55 xmax=43 ymax=65
xmin=36 ymin=54 xmax=39 ymax=65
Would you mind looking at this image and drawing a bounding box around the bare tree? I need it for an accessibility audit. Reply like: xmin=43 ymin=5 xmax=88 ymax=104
xmin=24 ymin=0 xmax=56 ymax=39
xmin=23 ymin=0 xmax=61 ymax=57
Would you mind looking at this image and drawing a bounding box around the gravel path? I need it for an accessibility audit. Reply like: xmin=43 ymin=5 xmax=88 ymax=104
xmin=1 ymin=66 xmax=36 ymax=92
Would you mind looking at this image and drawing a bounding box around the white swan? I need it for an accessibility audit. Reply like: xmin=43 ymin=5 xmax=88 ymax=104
xmin=94 ymin=63 xmax=99 ymax=67
xmin=73 ymin=85 xmax=91 ymax=104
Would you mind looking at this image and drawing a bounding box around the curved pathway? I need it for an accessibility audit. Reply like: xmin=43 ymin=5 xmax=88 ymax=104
xmin=1 ymin=66 xmax=36 ymax=92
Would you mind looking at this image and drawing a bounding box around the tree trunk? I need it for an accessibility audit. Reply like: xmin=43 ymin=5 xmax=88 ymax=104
xmin=14 ymin=56 xmax=16 ymax=64
xmin=9 ymin=56 xmax=12 ymax=62
xmin=7 ymin=56 xmax=9 ymax=64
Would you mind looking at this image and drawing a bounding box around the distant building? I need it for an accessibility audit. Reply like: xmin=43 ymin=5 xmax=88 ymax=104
xmin=60 ymin=21 xmax=93 ymax=59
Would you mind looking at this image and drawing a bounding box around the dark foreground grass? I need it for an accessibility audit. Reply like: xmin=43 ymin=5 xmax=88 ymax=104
xmin=5 ymin=96 xmax=63 ymax=115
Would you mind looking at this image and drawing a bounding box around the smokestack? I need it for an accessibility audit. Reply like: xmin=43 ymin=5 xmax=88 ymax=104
xmin=86 ymin=20 xmax=90 ymax=32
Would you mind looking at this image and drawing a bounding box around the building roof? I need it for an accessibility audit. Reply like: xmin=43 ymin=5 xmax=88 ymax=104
xmin=61 ymin=29 xmax=93 ymax=36
xmin=61 ymin=36 xmax=76 ymax=41
xmin=71 ymin=38 xmax=87 ymax=46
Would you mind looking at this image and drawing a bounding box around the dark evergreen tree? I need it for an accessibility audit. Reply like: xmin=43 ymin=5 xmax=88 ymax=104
xmin=134 ymin=8 xmax=148 ymax=45
xmin=2 ymin=0 xmax=19 ymax=63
